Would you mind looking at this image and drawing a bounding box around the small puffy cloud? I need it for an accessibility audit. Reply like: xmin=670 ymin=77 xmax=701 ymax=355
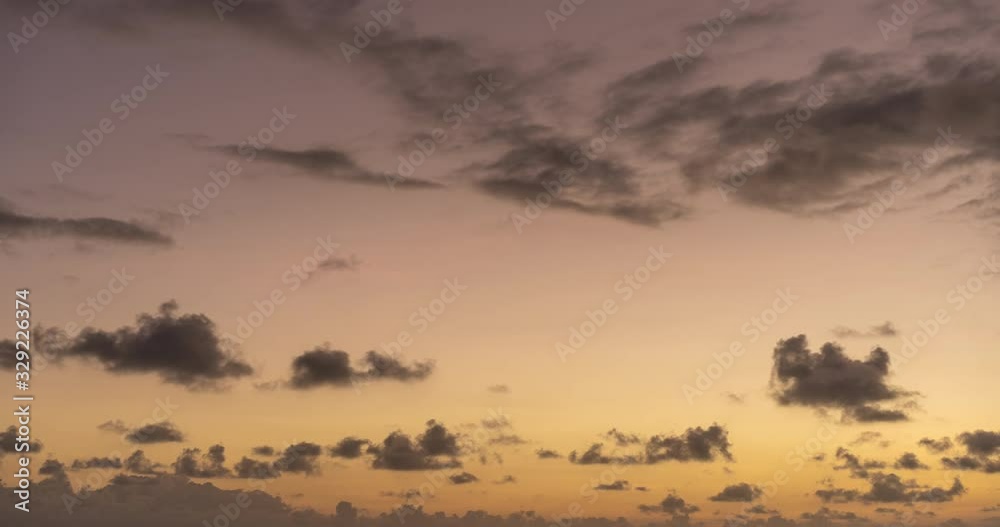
xmin=370 ymin=421 xmax=463 ymax=471
xmin=769 ymin=335 xmax=916 ymax=422
xmin=448 ymin=472 xmax=479 ymax=485
xmin=709 ymin=483 xmax=762 ymax=502
xmin=287 ymin=347 xmax=434 ymax=389
xmin=638 ymin=493 xmax=700 ymax=515
xmin=535 ymin=449 xmax=561 ymax=459
xmin=328 ymin=437 xmax=371 ymax=458
xmin=125 ymin=422 xmax=184 ymax=444
xmin=274 ymin=442 xmax=323 ymax=475
xmin=173 ymin=445 xmax=230 ymax=478
xmin=894 ymin=452 xmax=929 ymax=470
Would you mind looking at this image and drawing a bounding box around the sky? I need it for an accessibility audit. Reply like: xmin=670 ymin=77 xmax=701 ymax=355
xmin=1 ymin=1 xmax=999 ymax=526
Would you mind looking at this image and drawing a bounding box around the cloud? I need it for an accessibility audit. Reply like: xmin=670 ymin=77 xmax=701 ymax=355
xmin=97 ymin=420 xmax=129 ymax=434
xmin=709 ymin=483 xmax=763 ymax=502
xmin=487 ymin=384 xmax=510 ymax=394
xmin=48 ymin=301 xmax=253 ymax=389
xmin=173 ymin=445 xmax=230 ymax=478
xmin=940 ymin=430 xmax=1000 ymax=473
xmin=594 ymin=480 xmax=630 ymax=491
xmin=831 ymin=322 xmax=898 ymax=339
xmin=234 ymin=457 xmax=281 ymax=479
xmin=894 ymin=452 xmax=929 ymax=470
xmin=644 ymin=424 xmax=733 ymax=463
xmin=370 ymin=420 xmax=463 ymax=471
xmin=493 ymin=475 xmax=517 ymax=485
xmin=638 ymin=492 xmax=700 ymax=515
xmin=0 ymin=204 xmax=173 ymax=246
xmin=769 ymin=335 xmax=917 ymax=422
xmin=834 ymin=447 xmax=886 ymax=478
xmin=488 ymin=434 xmax=528 ymax=446
xmin=535 ymin=448 xmax=561 ymax=459
xmin=849 ymin=431 xmax=890 ymax=447
xmin=274 ymin=442 xmax=324 ymax=475
xmin=251 ymin=446 xmax=276 ymax=456
xmin=918 ymin=437 xmax=953 ymax=453
xmin=124 ymin=422 xmax=184 ymax=444
xmin=327 ymin=437 xmax=370 ymax=459
xmin=124 ymin=450 xmax=162 ymax=475
xmin=287 ymin=347 xmax=434 ymax=389
xmin=448 ymin=472 xmax=478 ymax=485
xmin=208 ymin=145 xmax=443 ymax=189
xmin=568 ymin=425 xmax=732 ymax=465
xmin=814 ymin=488 xmax=861 ymax=504
xmin=71 ymin=457 xmax=123 ymax=470
xmin=862 ymin=473 xmax=966 ymax=503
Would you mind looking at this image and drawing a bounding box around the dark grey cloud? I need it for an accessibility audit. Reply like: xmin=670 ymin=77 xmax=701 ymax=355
xmin=831 ymin=322 xmax=898 ymax=339
xmin=234 ymin=457 xmax=281 ymax=479
xmin=769 ymin=335 xmax=916 ymax=422
xmin=644 ymin=424 xmax=733 ymax=463
xmin=251 ymin=445 xmax=276 ymax=456
xmin=328 ymin=437 xmax=371 ymax=459
xmin=709 ymin=483 xmax=762 ymax=502
xmin=0 ymin=205 xmax=172 ymax=246
xmin=124 ymin=450 xmax=162 ymax=475
xmin=50 ymin=301 xmax=253 ymax=389
xmin=448 ymin=472 xmax=478 ymax=485
xmin=569 ymin=425 xmax=732 ymax=465
xmin=894 ymin=452 xmax=929 ymax=470
xmin=38 ymin=459 xmax=66 ymax=477
xmin=918 ymin=437 xmax=953 ymax=453
xmin=849 ymin=431 xmax=890 ymax=448
xmin=209 ymin=145 xmax=442 ymax=189
xmin=71 ymin=457 xmax=123 ymax=470
xmin=288 ymin=347 xmax=434 ymax=389
xmin=818 ymin=472 xmax=966 ymax=504
xmin=488 ymin=434 xmax=527 ymax=446
xmin=274 ymin=442 xmax=324 ymax=475
xmin=833 ymin=447 xmax=886 ymax=478
xmin=638 ymin=492 xmax=700 ymax=515
xmin=125 ymin=422 xmax=184 ymax=444
xmin=940 ymin=430 xmax=1000 ymax=473
xmin=535 ymin=448 xmax=561 ymax=459
xmin=97 ymin=420 xmax=129 ymax=434
xmin=173 ymin=444 xmax=230 ymax=478
xmin=605 ymin=428 xmax=642 ymax=446
xmin=594 ymin=480 xmax=630 ymax=491
xmin=799 ymin=508 xmax=864 ymax=522
xmin=370 ymin=420 xmax=463 ymax=471
xmin=0 ymin=426 xmax=42 ymax=457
